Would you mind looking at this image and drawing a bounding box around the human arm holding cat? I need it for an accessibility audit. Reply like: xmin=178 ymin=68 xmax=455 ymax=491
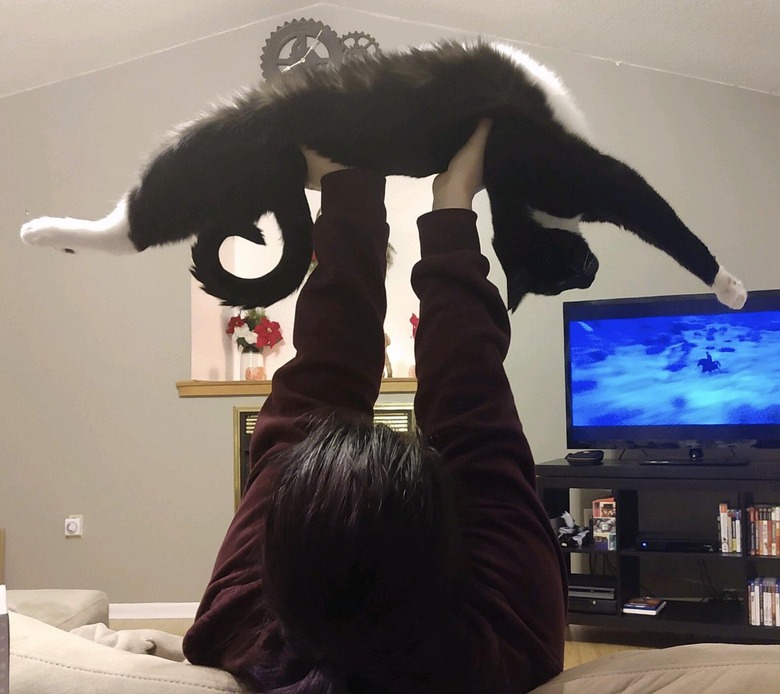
xmin=182 ymin=160 xmax=390 ymax=672
xmin=412 ymin=119 xmax=568 ymax=690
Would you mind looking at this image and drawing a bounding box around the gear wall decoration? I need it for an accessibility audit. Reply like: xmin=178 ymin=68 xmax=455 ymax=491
xmin=260 ymin=20 xmax=381 ymax=80
xmin=260 ymin=19 xmax=343 ymax=80
xmin=341 ymin=32 xmax=381 ymax=61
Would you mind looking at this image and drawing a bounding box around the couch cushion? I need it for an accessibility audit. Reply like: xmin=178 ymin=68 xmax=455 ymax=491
xmin=532 ymin=642 xmax=780 ymax=693
xmin=10 ymin=612 xmax=251 ymax=693
xmin=7 ymin=590 xmax=108 ymax=630
xmin=13 ymin=603 xmax=780 ymax=694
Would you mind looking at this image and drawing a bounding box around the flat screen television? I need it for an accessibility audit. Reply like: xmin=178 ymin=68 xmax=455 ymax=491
xmin=564 ymin=289 xmax=780 ymax=460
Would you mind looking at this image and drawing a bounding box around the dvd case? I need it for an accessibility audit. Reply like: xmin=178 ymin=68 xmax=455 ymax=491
xmin=622 ymin=596 xmax=667 ymax=616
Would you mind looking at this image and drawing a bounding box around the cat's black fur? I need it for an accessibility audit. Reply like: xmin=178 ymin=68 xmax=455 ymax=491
xmin=124 ymin=40 xmax=726 ymax=310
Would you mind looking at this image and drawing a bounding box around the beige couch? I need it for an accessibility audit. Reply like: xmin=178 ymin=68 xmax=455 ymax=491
xmin=9 ymin=589 xmax=780 ymax=693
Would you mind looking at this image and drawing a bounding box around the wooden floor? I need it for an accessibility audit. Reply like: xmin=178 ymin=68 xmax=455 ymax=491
xmin=109 ymin=619 xmax=668 ymax=670
xmin=563 ymin=625 xmax=654 ymax=669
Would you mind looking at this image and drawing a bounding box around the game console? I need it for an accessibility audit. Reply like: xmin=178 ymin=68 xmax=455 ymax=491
xmin=569 ymin=596 xmax=619 ymax=614
xmin=636 ymin=532 xmax=718 ymax=553
xmin=568 ymin=575 xmax=617 ymax=614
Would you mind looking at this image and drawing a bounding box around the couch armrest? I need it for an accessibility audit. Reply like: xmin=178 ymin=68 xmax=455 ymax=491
xmin=10 ymin=612 xmax=250 ymax=694
xmin=7 ymin=590 xmax=108 ymax=630
xmin=532 ymin=642 xmax=780 ymax=693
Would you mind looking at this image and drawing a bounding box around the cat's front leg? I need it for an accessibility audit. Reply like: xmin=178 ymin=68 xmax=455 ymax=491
xmin=20 ymin=198 xmax=138 ymax=254
xmin=576 ymin=151 xmax=747 ymax=309
xmin=713 ymin=267 xmax=747 ymax=309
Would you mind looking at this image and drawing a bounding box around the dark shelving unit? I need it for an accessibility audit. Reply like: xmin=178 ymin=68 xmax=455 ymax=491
xmin=537 ymin=458 xmax=780 ymax=643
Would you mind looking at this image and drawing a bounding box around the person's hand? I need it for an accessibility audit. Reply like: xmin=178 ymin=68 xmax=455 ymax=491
xmin=431 ymin=118 xmax=492 ymax=211
xmin=300 ymin=146 xmax=349 ymax=190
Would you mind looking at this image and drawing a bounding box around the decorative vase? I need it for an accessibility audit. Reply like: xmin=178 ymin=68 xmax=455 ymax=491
xmin=240 ymin=349 xmax=266 ymax=381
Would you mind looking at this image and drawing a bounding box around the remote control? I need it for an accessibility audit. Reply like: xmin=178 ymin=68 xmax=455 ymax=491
xmin=565 ymin=450 xmax=604 ymax=465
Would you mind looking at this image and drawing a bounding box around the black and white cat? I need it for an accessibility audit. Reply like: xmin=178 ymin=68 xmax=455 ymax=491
xmin=20 ymin=40 xmax=746 ymax=311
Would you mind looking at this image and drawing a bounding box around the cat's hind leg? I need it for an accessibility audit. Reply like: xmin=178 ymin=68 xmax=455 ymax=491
xmin=20 ymin=198 xmax=138 ymax=254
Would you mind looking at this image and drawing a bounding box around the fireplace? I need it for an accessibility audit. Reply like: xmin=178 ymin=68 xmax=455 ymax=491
xmin=233 ymin=404 xmax=416 ymax=508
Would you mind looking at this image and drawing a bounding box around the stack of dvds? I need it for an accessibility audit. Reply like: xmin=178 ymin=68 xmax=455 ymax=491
xmin=746 ymin=505 xmax=780 ymax=556
xmin=717 ymin=503 xmax=742 ymax=554
xmin=747 ymin=577 xmax=780 ymax=626
xmin=592 ymin=497 xmax=617 ymax=551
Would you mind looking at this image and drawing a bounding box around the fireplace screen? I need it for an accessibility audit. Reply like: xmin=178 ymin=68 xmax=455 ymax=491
xmin=233 ymin=404 xmax=415 ymax=508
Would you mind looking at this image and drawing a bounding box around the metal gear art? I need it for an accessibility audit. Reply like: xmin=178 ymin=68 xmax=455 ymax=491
xmin=340 ymin=31 xmax=381 ymax=61
xmin=260 ymin=19 xmax=344 ymax=80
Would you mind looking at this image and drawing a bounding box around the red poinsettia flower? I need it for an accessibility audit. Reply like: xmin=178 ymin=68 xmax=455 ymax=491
xmin=226 ymin=315 xmax=245 ymax=335
xmin=254 ymin=317 xmax=283 ymax=348
xmin=410 ymin=313 xmax=419 ymax=339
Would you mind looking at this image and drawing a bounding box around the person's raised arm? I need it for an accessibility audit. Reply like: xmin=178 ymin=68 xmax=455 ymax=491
xmin=411 ymin=120 xmax=567 ymax=689
xmin=412 ymin=119 xmax=528 ymax=472
xmin=248 ymin=153 xmax=389 ymax=471
xmin=183 ymin=155 xmax=389 ymax=672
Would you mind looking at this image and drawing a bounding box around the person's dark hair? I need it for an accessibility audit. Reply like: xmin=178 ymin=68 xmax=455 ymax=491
xmin=258 ymin=416 xmax=464 ymax=692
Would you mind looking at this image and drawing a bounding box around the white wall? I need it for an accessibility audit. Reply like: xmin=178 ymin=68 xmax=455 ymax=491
xmin=1 ymin=5 xmax=778 ymax=601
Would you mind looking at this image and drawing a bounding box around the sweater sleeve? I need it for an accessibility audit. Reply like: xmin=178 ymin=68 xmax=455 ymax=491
xmin=246 ymin=168 xmax=389 ymax=473
xmin=411 ymin=209 xmax=567 ymax=691
xmin=183 ymin=169 xmax=389 ymax=673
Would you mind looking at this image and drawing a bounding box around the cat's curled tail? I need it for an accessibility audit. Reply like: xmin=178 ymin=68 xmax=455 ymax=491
xmin=20 ymin=111 xmax=315 ymax=310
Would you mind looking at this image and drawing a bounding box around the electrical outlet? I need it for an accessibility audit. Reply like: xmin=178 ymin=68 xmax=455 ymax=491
xmin=64 ymin=515 xmax=83 ymax=538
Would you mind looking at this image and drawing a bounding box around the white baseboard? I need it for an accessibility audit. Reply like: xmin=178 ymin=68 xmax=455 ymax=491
xmin=109 ymin=602 xmax=199 ymax=620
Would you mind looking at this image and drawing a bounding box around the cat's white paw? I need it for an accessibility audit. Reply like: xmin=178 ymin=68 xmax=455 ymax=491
xmin=20 ymin=217 xmax=76 ymax=250
xmin=713 ymin=267 xmax=747 ymax=310
xmin=19 ymin=199 xmax=137 ymax=255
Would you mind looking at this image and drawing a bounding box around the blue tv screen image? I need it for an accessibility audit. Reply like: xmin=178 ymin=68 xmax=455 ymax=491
xmin=564 ymin=290 xmax=780 ymax=449
xmin=569 ymin=312 xmax=780 ymax=427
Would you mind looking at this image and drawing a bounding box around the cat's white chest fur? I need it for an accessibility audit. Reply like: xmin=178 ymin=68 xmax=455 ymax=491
xmin=529 ymin=208 xmax=583 ymax=234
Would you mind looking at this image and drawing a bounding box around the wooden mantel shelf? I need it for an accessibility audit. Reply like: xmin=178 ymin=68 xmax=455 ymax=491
xmin=176 ymin=377 xmax=417 ymax=398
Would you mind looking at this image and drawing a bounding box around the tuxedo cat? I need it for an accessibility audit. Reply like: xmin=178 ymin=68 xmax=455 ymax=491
xmin=20 ymin=40 xmax=746 ymax=311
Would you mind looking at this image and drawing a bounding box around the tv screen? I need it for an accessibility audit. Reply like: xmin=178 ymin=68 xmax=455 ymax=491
xmin=564 ymin=289 xmax=780 ymax=453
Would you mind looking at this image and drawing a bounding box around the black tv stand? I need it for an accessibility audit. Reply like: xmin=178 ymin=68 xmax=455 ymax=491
xmin=536 ymin=458 xmax=780 ymax=643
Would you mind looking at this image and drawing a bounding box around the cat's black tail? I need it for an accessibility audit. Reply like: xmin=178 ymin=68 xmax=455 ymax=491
xmin=126 ymin=106 xmax=314 ymax=309
xmin=190 ymin=187 xmax=313 ymax=309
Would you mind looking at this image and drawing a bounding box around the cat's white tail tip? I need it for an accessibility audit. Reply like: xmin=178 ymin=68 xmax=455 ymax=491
xmin=713 ymin=267 xmax=747 ymax=309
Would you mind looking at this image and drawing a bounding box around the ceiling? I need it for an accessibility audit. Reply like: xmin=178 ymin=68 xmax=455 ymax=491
xmin=1 ymin=0 xmax=778 ymax=100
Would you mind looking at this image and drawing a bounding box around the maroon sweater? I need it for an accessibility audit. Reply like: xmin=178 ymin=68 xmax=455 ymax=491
xmin=183 ymin=170 xmax=567 ymax=691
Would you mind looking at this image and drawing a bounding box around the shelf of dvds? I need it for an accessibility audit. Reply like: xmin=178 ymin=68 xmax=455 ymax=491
xmin=537 ymin=458 xmax=780 ymax=642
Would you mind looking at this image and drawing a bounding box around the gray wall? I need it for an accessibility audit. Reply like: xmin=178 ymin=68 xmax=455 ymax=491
xmin=1 ymin=6 xmax=778 ymax=602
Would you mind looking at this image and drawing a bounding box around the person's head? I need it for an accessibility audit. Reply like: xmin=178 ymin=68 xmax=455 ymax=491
xmin=261 ymin=416 xmax=463 ymax=690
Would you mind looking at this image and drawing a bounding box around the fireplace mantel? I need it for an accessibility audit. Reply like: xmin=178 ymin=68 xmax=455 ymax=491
xmin=176 ymin=377 xmax=417 ymax=398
